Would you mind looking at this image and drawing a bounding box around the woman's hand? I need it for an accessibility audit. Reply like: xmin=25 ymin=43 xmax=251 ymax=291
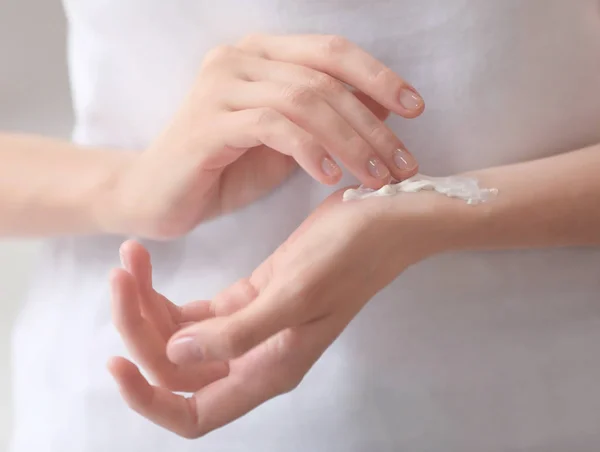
xmin=112 ymin=34 xmax=423 ymax=239
xmin=109 ymin=190 xmax=457 ymax=438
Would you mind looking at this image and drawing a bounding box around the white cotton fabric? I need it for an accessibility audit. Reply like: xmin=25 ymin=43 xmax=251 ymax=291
xmin=10 ymin=1 xmax=600 ymax=451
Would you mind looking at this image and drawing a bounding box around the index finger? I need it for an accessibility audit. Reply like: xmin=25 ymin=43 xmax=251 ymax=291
xmin=237 ymin=34 xmax=425 ymax=118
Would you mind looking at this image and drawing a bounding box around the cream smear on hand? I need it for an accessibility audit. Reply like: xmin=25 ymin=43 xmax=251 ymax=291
xmin=343 ymin=174 xmax=498 ymax=205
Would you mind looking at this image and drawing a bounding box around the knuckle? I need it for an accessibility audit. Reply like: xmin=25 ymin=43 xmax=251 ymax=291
xmin=365 ymin=122 xmax=392 ymax=146
xmin=237 ymin=278 xmax=261 ymax=301
xmin=253 ymin=107 xmax=281 ymax=128
xmin=282 ymin=84 xmax=318 ymax=108
xmin=213 ymin=278 xmax=258 ymax=316
xmin=289 ymin=135 xmax=319 ymax=156
xmin=320 ymin=34 xmax=351 ymax=57
xmin=367 ymin=65 xmax=395 ymax=86
xmin=218 ymin=322 xmax=251 ymax=357
xmin=307 ymin=73 xmax=343 ymax=95
xmin=344 ymin=133 xmax=371 ymax=155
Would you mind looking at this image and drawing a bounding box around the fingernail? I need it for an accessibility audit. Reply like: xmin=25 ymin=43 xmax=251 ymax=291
xmin=168 ymin=336 xmax=203 ymax=364
xmin=367 ymin=157 xmax=390 ymax=179
xmin=321 ymin=156 xmax=340 ymax=177
xmin=393 ymin=148 xmax=418 ymax=171
xmin=399 ymin=88 xmax=423 ymax=111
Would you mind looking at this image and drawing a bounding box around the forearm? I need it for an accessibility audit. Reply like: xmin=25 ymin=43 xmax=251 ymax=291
xmin=0 ymin=133 xmax=131 ymax=237
xmin=444 ymin=144 xmax=600 ymax=250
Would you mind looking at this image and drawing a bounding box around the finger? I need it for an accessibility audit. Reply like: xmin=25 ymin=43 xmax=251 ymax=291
xmin=174 ymin=279 xmax=262 ymax=330
xmin=352 ymin=91 xmax=417 ymax=179
xmin=110 ymin=270 xmax=228 ymax=392
xmin=240 ymin=60 xmax=418 ymax=180
xmin=167 ymin=313 xmax=354 ymax=437
xmin=213 ymin=107 xmax=342 ymax=185
xmin=186 ymin=373 xmax=283 ymax=437
xmin=120 ymin=241 xmax=215 ymax=331
xmin=107 ymin=356 xmax=203 ymax=438
xmin=178 ymin=300 xmax=215 ymax=322
xmin=119 ymin=240 xmax=174 ymax=338
xmin=173 ymin=301 xmax=215 ymax=331
xmin=242 ymin=57 xmax=391 ymax=121
xmin=110 ymin=268 xmax=180 ymax=377
xmin=166 ymin=281 xmax=309 ymax=363
xmin=352 ymin=90 xmax=389 ymax=122
xmin=224 ymin=80 xmax=392 ymax=187
xmin=237 ymin=33 xmax=425 ymax=118
xmin=165 ymin=277 xmax=267 ymax=363
xmin=109 ymin=354 xmax=279 ymax=439
xmin=204 ymin=278 xmax=258 ymax=317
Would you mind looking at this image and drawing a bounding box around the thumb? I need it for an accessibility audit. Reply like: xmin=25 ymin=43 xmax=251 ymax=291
xmin=166 ymin=281 xmax=300 ymax=364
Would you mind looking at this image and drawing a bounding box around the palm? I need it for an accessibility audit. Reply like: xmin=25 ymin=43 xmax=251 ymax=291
xmin=109 ymin=177 xmax=394 ymax=437
xmin=109 ymin=238 xmax=327 ymax=387
xmin=109 ymin=220 xmax=347 ymax=437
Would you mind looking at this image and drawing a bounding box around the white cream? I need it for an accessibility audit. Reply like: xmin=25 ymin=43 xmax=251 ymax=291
xmin=343 ymin=173 xmax=498 ymax=204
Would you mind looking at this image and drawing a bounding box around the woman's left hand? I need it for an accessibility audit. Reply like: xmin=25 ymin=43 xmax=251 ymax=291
xmin=109 ymin=189 xmax=456 ymax=438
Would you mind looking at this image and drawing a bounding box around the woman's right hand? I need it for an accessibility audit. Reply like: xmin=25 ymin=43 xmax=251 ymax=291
xmin=113 ymin=34 xmax=424 ymax=239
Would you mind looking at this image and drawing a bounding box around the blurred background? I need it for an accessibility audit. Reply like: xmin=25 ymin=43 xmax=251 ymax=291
xmin=0 ymin=1 xmax=72 ymax=447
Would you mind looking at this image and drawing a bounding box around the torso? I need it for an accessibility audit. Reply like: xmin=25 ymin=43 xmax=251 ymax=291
xmin=11 ymin=1 xmax=600 ymax=450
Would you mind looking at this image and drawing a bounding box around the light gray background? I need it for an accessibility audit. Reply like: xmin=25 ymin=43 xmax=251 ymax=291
xmin=0 ymin=1 xmax=73 ymax=447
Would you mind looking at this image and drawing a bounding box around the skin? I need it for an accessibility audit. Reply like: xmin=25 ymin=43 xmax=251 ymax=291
xmin=0 ymin=34 xmax=423 ymax=239
xmin=109 ymin=143 xmax=600 ymax=438
xmin=2 ymin=30 xmax=599 ymax=440
xmin=108 ymin=192 xmax=448 ymax=438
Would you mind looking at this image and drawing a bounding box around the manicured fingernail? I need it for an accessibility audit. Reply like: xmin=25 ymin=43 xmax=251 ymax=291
xmin=399 ymin=88 xmax=423 ymax=111
xmin=168 ymin=336 xmax=203 ymax=364
xmin=367 ymin=157 xmax=390 ymax=179
xmin=393 ymin=148 xmax=418 ymax=171
xmin=321 ymin=156 xmax=340 ymax=177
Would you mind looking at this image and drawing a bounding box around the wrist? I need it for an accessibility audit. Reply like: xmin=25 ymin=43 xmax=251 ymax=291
xmin=89 ymin=150 xmax=138 ymax=236
xmin=381 ymin=191 xmax=487 ymax=258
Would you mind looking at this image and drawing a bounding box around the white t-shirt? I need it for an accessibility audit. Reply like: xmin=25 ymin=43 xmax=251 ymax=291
xmin=10 ymin=1 xmax=600 ymax=451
